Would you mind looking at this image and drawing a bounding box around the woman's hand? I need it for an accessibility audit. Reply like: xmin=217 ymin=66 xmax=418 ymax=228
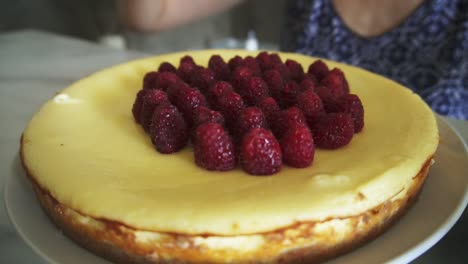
xmin=118 ymin=0 xmax=243 ymax=32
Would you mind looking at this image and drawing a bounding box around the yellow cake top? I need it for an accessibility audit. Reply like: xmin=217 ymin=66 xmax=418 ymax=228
xmin=21 ymin=50 xmax=439 ymax=235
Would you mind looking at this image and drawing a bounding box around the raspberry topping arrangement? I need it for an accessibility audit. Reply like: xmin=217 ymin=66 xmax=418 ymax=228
xmin=132 ymin=52 xmax=365 ymax=175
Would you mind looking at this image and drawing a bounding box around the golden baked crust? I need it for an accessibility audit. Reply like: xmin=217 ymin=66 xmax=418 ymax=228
xmin=23 ymin=148 xmax=433 ymax=264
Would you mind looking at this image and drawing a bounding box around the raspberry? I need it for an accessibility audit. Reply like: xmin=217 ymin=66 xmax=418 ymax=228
xmin=158 ymin=62 xmax=177 ymax=73
xmin=194 ymin=123 xmax=236 ymax=171
xmin=281 ymin=124 xmax=315 ymax=168
xmin=315 ymin=85 xmax=345 ymax=112
xmin=330 ymin=68 xmax=350 ymax=93
xmin=299 ymin=78 xmax=317 ymax=93
xmin=217 ymin=90 xmax=245 ymax=128
xmin=308 ymin=60 xmax=329 ymax=81
xmin=296 ymin=90 xmax=325 ymax=127
xmin=134 ymin=54 xmax=364 ymax=175
xmin=210 ymin=81 xmax=234 ymax=98
xmin=177 ymin=61 xmax=197 ymax=84
xmin=191 ymin=106 xmax=225 ymax=145
xmin=192 ymin=67 xmax=215 ymax=92
xmin=207 ymin=81 xmax=234 ymax=109
xmin=242 ymin=56 xmax=262 ymax=76
xmin=173 ymin=86 xmax=208 ymax=126
xmin=143 ymin=71 xmax=159 ymax=90
xmin=228 ymin=55 xmax=243 ymax=71
xmin=343 ymin=78 xmax=350 ymax=94
xmin=166 ymin=81 xmax=191 ymax=104
xmin=235 ymin=107 xmax=268 ymax=139
xmin=285 ymin=59 xmax=305 ymax=81
xmin=193 ymin=106 xmax=225 ymax=128
xmin=180 ymin=55 xmax=195 ymax=65
xmin=269 ymin=53 xmax=283 ymax=64
xmin=240 ymin=128 xmax=282 ymax=175
xmin=150 ymin=103 xmax=189 ymax=153
xmin=321 ymin=68 xmax=348 ymax=95
xmin=303 ymin=73 xmax=318 ymax=85
xmin=256 ymin=51 xmax=274 ymax=71
xmin=241 ymin=77 xmax=270 ymax=106
xmin=259 ymin=97 xmax=280 ymax=126
xmin=280 ymin=81 xmax=301 ymax=108
xmin=154 ymin=72 xmax=180 ymax=91
xmin=274 ymin=107 xmax=307 ymax=139
xmin=231 ymin=66 xmax=253 ymax=91
xmin=132 ymin=89 xmax=147 ymax=124
xmin=263 ymin=69 xmax=284 ymax=101
xmin=313 ymin=113 xmax=354 ymax=149
xmin=272 ymin=63 xmax=291 ymax=80
xmin=233 ymin=66 xmax=254 ymax=79
xmin=140 ymin=89 xmax=170 ymax=132
xmin=335 ymin=94 xmax=364 ymax=133
xmin=209 ymin=55 xmax=231 ymax=81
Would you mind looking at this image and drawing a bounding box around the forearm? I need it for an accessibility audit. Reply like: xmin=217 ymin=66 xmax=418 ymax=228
xmin=119 ymin=0 xmax=243 ymax=32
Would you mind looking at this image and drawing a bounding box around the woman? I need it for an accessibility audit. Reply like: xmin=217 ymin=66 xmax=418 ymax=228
xmin=119 ymin=0 xmax=467 ymax=119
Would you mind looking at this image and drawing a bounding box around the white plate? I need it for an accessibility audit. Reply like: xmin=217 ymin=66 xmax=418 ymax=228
xmin=5 ymin=116 xmax=468 ymax=264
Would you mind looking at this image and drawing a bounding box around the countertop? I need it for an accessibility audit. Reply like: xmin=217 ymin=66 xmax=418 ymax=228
xmin=0 ymin=30 xmax=467 ymax=263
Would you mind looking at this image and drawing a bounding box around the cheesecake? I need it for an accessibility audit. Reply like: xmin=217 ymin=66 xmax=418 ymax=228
xmin=20 ymin=50 xmax=439 ymax=263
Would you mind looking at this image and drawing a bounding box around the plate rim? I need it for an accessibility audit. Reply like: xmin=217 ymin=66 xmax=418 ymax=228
xmin=387 ymin=116 xmax=468 ymax=264
xmin=4 ymin=158 xmax=65 ymax=264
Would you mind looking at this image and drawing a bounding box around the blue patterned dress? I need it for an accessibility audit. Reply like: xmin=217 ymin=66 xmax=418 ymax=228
xmin=281 ymin=0 xmax=468 ymax=120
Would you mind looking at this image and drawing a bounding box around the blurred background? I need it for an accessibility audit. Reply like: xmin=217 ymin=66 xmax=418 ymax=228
xmin=0 ymin=0 xmax=286 ymax=53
